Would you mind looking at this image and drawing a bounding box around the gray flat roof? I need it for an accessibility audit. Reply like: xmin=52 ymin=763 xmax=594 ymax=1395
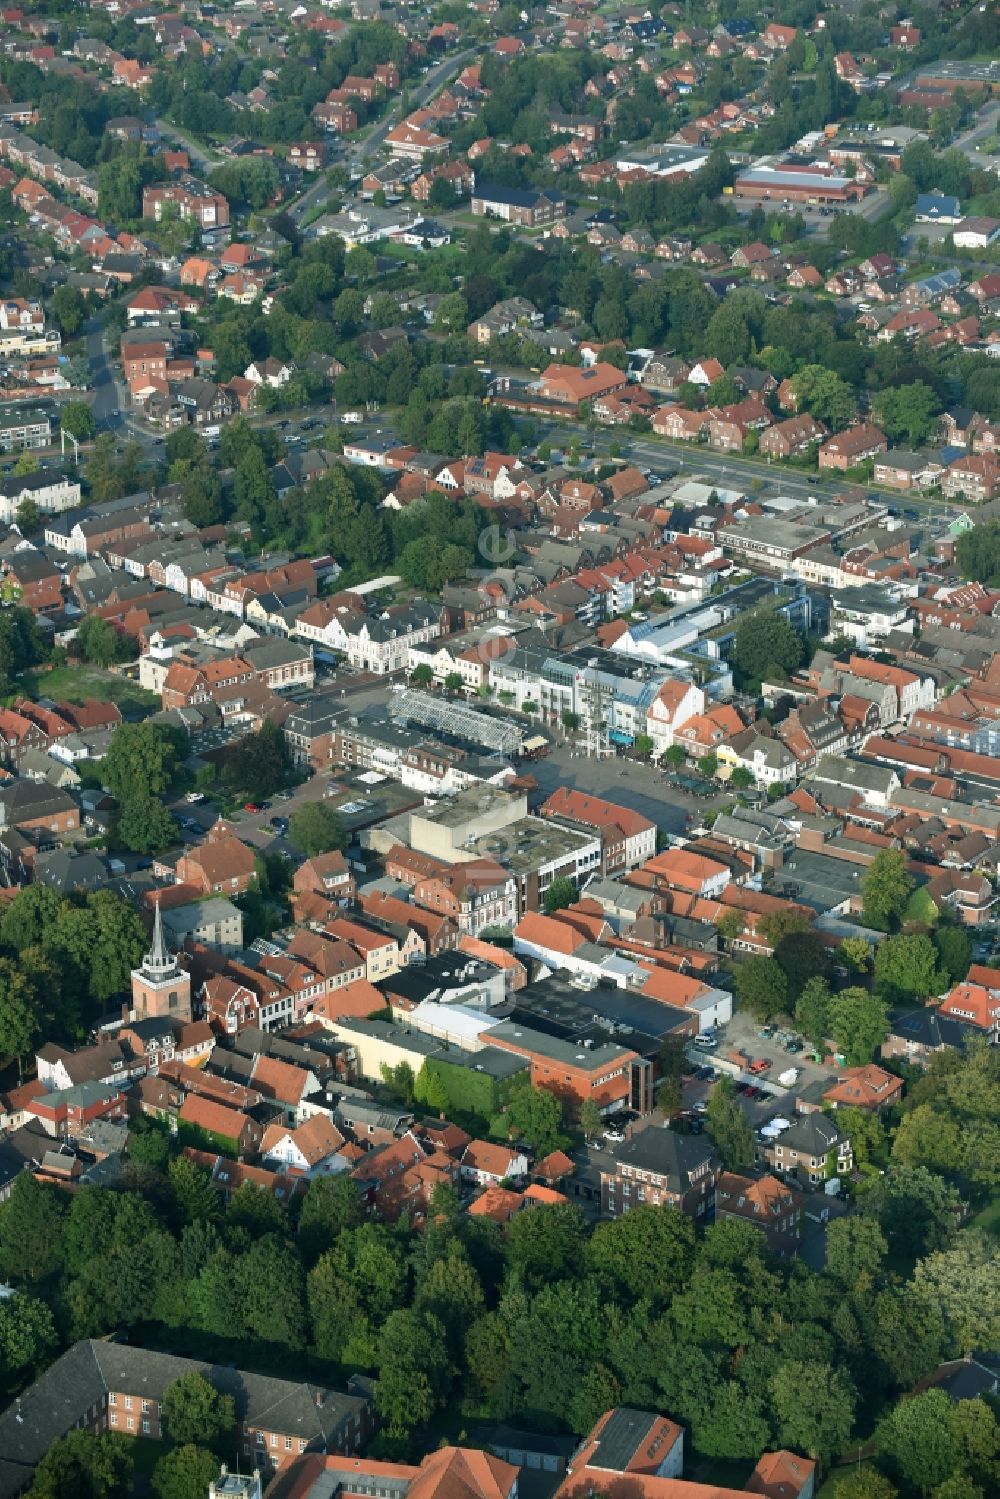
xmin=489 ymin=1019 xmax=633 ymax=1069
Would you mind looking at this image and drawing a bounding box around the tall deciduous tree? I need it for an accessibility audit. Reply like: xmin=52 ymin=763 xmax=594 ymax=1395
xmin=829 ymin=988 xmax=889 ymax=1066
xmin=705 ymin=1077 xmax=754 ymax=1169
xmin=734 ymin=954 xmax=788 ymax=1021
xmin=151 ymin=1445 xmax=221 ymax=1499
xmin=0 ymin=956 xmax=40 ymax=1080
xmin=733 ymin=612 xmax=804 ymax=687
xmin=375 ymin=1309 xmax=452 ymax=1438
xmin=588 ymin=1204 xmax=696 ymax=1304
xmin=288 ymin=803 xmax=345 ymax=856
xmin=862 ymin=849 xmax=913 ymax=930
xmin=161 ymin=1372 xmax=236 ymax=1450
xmin=874 ymin=934 xmax=946 ymax=1003
xmin=29 ymin=1430 xmax=133 ymax=1499
xmin=770 ymin=1358 xmax=856 ymax=1463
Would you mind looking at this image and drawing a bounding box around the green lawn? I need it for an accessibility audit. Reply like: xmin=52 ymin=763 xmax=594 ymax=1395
xmin=16 ymin=665 xmax=159 ymax=716
xmin=969 ymin=1193 xmax=1000 ymax=1238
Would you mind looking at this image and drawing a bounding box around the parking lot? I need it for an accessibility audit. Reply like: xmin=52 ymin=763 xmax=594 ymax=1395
xmin=704 ymin=1011 xmax=837 ymax=1107
xmin=527 ymin=742 xmax=734 ymax=839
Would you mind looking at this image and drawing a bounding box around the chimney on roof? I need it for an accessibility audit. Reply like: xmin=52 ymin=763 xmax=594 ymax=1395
xmin=314 ymin=1388 xmax=325 ymax=1407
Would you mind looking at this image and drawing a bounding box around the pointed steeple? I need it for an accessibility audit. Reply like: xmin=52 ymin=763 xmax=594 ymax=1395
xmin=143 ymin=896 xmax=176 ymax=977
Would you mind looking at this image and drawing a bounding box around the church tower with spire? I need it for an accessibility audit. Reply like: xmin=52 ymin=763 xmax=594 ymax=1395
xmin=131 ymin=898 xmax=192 ymax=1023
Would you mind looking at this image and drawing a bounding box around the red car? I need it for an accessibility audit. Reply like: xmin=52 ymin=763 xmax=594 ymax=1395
xmin=244 ymin=802 xmax=262 ymax=813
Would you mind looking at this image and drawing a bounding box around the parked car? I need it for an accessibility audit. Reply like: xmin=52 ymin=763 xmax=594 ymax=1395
xmin=244 ymin=802 xmax=262 ymax=813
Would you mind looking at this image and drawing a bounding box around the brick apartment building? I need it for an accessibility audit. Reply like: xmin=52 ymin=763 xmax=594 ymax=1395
xmin=143 ymin=178 xmax=230 ymax=230
xmin=0 ymin=1341 xmax=372 ymax=1490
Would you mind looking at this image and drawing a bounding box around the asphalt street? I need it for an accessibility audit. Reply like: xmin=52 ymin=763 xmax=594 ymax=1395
xmin=288 ymin=48 xmax=479 ymax=226
xmin=84 ymin=317 xmax=122 ymax=431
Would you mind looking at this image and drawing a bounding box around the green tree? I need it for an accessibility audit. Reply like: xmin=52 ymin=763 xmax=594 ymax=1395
xmin=861 ymin=1166 xmax=961 ymax=1261
xmin=912 ymin=1233 xmax=1000 ymax=1355
xmin=790 ymin=364 xmax=857 ymax=429
xmin=933 ymin=924 xmax=971 ymax=985
xmin=51 ymin=285 xmax=87 ymax=337
xmin=496 ymin=1084 xmax=568 ymax=1158
xmin=288 ymin=802 xmax=346 ymax=856
xmin=664 ymin=745 xmax=687 ymax=769
xmin=734 ymin=954 xmax=788 ymax=1022
xmin=840 ymin=936 xmax=872 ymax=974
xmin=833 ymin=1475 xmax=898 ymax=1499
xmin=716 ymin=909 xmax=743 ymax=946
xmin=413 ymin=1241 xmax=484 ymax=1353
xmin=29 ymin=1430 xmax=133 ymax=1499
xmin=825 ymin=1216 xmax=887 ymax=1291
xmin=829 ymin=987 xmax=889 ymax=1065
xmin=104 ymin=722 xmax=181 ymax=804
xmin=0 ymin=1291 xmax=57 ymax=1376
xmin=874 ymin=382 xmax=941 ymax=446
xmin=297 ymin=1174 xmax=363 ymax=1267
xmin=956 ymin=522 xmax=1000 ymax=587
xmin=774 ymin=929 xmax=829 ymax=1000
xmin=504 ymin=1203 xmax=589 ymax=1291
xmin=588 ymin=1204 xmax=696 ymax=1304
xmin=375 ymin=1309 xmax=452 ymax=1439
xmin=543 ymin=876 xmax=577 ymax=913
xmin=697 ymin=753 xmax=718 ymax=779
xmin=874 ymin=934 xmax=946 ymax=1004
xmin=60 ymin=399 xmax=95 ymax=440
xmin=14 ymin=498 xmax=39 ymax=531
xmin=579 ymin=1098 xmax=603 ymax=1140
xmin=76 ymin=616 xmax=129 ymax=668
xmin=223 ymin=720 xmax=290 ymax=800
xmin=770 ymin=1359 xmax=857 ymax=1463
xmin=733 ymin=612 xmax=804 ymax=687
xmin=730 ymin=767 xmax=754 ymax=789
xmin=233 ymin=446 xmax=275 ymax=534
xmin=97 ymin=152 xmax=143 ymax=221
xmin=160 ymin=1372 xmax=235 ymax=1450
xmin=410 ymin=663 xmax=434 ymax=686
xmin=0 ymin=957 xmax=40 ymax=1081
xmin=795 ymin=975 xmax=832 ymax=1053
xmin=117 ymin=793 xmax=177 ymax=855
xmin=877 ymin=1389 xmax=959 ymax=1494
xmin=151 ymin=1446 xmax=221 ymax=1499
xmin=0 ymin=1171 xmax=66 ymax=1282
xmin=705 ymin=1077 xmax=754 ymax=1168
xmin=862 ymin=849 xmax=913 ymax=931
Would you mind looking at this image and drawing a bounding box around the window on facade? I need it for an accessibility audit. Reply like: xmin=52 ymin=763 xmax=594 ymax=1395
xmin=110 ymin=1413 xmax=118 ymax=1427
xmin=142 ymin=1420 xmax=151 ymax=1435
xmin=124 ymin=1397 xmax=132 ymax=1410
